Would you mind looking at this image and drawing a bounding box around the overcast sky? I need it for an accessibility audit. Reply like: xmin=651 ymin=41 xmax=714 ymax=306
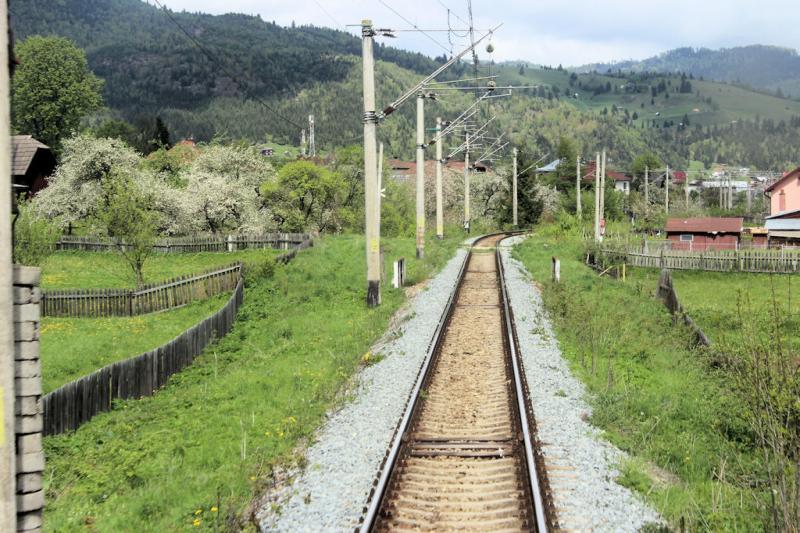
xmin=154 ymin=0 xmax=799 ymax=66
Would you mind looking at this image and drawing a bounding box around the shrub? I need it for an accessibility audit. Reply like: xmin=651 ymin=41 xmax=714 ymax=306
xmin=13 ymin=196 xmax=60 ymax=266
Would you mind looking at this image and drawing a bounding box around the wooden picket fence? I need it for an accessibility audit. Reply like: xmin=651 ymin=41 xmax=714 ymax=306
xmin=602 ymin=247 xmax=800 ymax=274
xmin=56 ymin=232 xmax=311 ymax=253
xmin=41 ymin=263 xmax=242 ymax=317
xmin=41 ymin=234 xmax=315 ymax=435
xmin=42 ymin=277 xmax=244 ymax=435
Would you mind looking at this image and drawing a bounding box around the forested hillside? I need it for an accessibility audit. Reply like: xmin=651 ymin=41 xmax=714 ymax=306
xmin=9 ymin=0 xmax=800 ymax=170
xmin=9 ymin=0 xmax=450 ymax=113
xmin=576 ymin=45 xmax=800 ymax=98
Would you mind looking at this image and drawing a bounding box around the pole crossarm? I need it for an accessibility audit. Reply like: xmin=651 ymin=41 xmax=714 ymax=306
xmin=476 ymin=133 xmax=506 ymax=162
xmin=428 ymin=93 xmax=491 ymax=145
xmin=447 ymin=117 xmax=495 ymax=159
xmin=379 ymin=24 xmax=502 ymax=119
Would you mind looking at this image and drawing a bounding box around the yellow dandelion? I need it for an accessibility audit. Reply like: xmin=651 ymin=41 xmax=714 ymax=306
xmin=194 ymin=509 xmax=203 ymax=515
xmin=211 ymin=506 xmax=218 ymax=513
xmin=249 ymin=475 xmax=256 ymax=481
xmin=193 ymin=518 xmax=201 ymax=527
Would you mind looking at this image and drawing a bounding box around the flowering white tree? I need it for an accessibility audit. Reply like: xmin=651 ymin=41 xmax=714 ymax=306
xmin=34 ymin=134 xmax=141 ymax=230
xmin=176 ymin=144 xmax=276 ymax=234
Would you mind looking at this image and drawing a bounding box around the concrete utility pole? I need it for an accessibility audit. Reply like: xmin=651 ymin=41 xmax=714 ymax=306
xmin=513 ymin=147 xmax=519 ymax=226
xmin=594 ymin=152 xmax=601 ymax=241
xmin=685 ymin=170 xmax=690 ymax=210
xmin=300 ymin=129 xmax=306 ymax=156
xmin=308 ymin=114 xmax=316 ymax=157
xmin=361 ymin=20 xmax=380 ymax=307
xmin=464 ymin=133 xmax=471 ymax=233
xmin=415 ymin=93 xmax=425 ymax=259
xmin=378 ymin=141 xmax=384 ymax=217
xmin=435 ymin=117 xmax=444 ymax=239
xmin=1 ymin=0 xmax=18 ymax=526
xmin=599 ymin=149 xmax=606 ymax=218
xmin=575 ymin=155 xmax=581 ymax=216
xmin=665 ymin=165 xmax=670 ymax=214
xmin=728 ymin=176 xmax=734 ymax=210
xmin=719 ymin=177 xmax=724 ymax=209
xmin=644 ymin=166 xmax=649 ymax=208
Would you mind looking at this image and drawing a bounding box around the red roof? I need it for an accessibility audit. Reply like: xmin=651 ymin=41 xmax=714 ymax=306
xmin=579 ymin=162 xmax=629 ymax=182
xmin=665 ymin=217 xmax=743 ymax=234
xmin=765 ymin=167 xmax=800 ymax=193
xmin=670 ymin=171 xmax=687 ymax=184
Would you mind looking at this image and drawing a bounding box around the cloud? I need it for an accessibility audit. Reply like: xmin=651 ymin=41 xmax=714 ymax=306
xmin=155 ymin=0 xmax=800 ymax=65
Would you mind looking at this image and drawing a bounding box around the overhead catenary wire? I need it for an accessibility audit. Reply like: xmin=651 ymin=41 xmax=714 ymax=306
xmin=151 ymin=0 xmax=307 ymax=133
xmin=376 ymin=0 xmax=452 ymax=54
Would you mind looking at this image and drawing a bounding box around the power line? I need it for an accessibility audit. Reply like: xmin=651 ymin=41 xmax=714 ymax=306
xmin=376 ymin=0 xmax=452 ymax=54
xmin=309 ymin=0 xmax=346 ymax=30
xmin=151 ymin=0 xmax=307 ymax=133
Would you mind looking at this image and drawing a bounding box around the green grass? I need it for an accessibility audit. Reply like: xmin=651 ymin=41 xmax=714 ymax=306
xmin=623 ymin=268 xmax=800 ymax=352
xmin=41 ymin=249 xmax=281 ymax=289
xmin=43 ymin=232 xmax=463 ymax=532
xmin=514 ymin=228 xmax=766 ymax=530
xmin=41 ymin=293 xmax=232 ymax=394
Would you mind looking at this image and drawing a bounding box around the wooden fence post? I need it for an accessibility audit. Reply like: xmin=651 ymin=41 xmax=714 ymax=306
xmin=552 ymin=256 xmax=561 ymax=283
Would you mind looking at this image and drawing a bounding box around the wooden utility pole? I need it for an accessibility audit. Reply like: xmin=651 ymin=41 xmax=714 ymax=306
xmin=594 ymin=152 xmax=601 ymax=241
xmin=300 ymin=129 xmax=306 ymax=156
xmin=464 ymin=133 xmax=471 ymax=233
xmin=1 ymin=0 xmax=18 ymax=526
xmin=728 ymin=176 xmax=734 ymax=210
xmin=576 ymin=155 xmax=581 ymax=216
xmin=415 ymin=93 xmax=425 ymax=259
xmin=361 ymin=20 xmax=381 ymax=306
xmin=665 ymin=165 xmax=670 ymax=214
xmin=644 ymin=166 xmax=649 ymax=208
xmin=512 ymin=147 xmax=519 ymax=226
xmin=435 ymin=117 xmax=444 ymax=239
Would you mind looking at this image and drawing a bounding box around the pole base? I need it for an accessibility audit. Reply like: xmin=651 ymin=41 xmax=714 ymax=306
xmin=436 ymin=234 xmax=443 ymax=240
xmin=416 ymin=248 xmax=424 ymax=260
xmin=367 ymin=280 xmax=381 ymax=307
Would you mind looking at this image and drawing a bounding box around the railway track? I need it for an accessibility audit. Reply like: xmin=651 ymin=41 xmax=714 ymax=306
xmin=358 ymin=233 xmax=556 ymax=532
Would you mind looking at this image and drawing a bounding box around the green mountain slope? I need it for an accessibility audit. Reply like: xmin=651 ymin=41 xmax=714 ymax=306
xmin=575 ymin=45 xmax=800 ymax=98
xmin=9 ymin=0 xmax=449 ymax=114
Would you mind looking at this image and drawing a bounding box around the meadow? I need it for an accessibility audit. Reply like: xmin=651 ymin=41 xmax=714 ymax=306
xmin=514 ymin=228 xmax=767 ymax=531
xmin=40 ymin=249 xmax=280 ymax=289
xmin=41 ymin=293 xmax=232 ymax=394
xmin=43 ymin=232 xmax=462 ymax=531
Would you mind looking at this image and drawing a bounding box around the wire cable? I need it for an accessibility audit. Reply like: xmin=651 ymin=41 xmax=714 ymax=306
xmin=151 ymin=0 xmax=307 ymax=133
xmin=376 ymin=0 xmax=452 ymax=54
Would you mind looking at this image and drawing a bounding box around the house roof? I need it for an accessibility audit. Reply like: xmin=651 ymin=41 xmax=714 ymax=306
xmin=579 ymin=162 xmax=630 ymax=182
xmin=765 ymin=167 xmax=800 ymax=193
xmin=536 ymin=159 xmax=561 ymax=172
xmin=665 ymin=217 xmax=743 ymax=234
xmin=12 ymin=135 xmax=51 ymax=176
xmin=765 ymin=207 xmax=800 ymax=220
xmin=387 ymin=159 xmax=489 ymax=178
xmin=670 ymin=170 xmax=687 ymax=184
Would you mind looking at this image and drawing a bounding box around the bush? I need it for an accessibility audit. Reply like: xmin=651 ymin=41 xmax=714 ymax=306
xmin=13 ymin=196 xmax=60 ymax=266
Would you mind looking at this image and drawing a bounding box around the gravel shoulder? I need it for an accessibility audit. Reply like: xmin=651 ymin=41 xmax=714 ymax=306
xmin=258 ymin=243 xmax=471 ymax=532
xmin=500 ymin=235 xmax=661 ymax=532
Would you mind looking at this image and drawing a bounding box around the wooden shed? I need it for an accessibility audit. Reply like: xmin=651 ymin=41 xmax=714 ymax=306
xmin=12 ymin=135 xmax=56 ymax=194
xmin=665 ymin=217 xmax=743 ymax=251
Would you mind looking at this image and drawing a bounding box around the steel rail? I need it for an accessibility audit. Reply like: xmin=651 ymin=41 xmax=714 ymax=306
xmin=357 ymin=231 xmax=551 ymax=532
xmin=497 ymin=235 xmax=550 ymax=533
xmin=356 ymin=247 xmax=471 ymax=533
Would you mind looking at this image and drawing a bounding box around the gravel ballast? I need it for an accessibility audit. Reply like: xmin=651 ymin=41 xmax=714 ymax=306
xmin=500 ymin=236 xmax=661 ymax=531
xmin=258 ymin=244 xmax=471 ymax=532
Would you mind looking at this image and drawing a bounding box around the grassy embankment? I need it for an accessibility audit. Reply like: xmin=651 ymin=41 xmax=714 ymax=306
xmin=514 ymin=227 xmax=766 ymax=531
xmin=44 ymin=232 xmax=463 ymax=531
xmin=40 ymin=250 xmax=283 ymax=393
xmin=623 ymin=268 xmax=800 ymax=352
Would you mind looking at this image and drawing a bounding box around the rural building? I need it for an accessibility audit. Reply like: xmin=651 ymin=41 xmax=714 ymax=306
xmin=388 ymin=159 xmax=489 ymax=183
xmin=745 ymin=227 xmax=769 ymax=248
xmin=579 ymin=161 xmax=631 ymax=194
xmin=665 ymin=217 xmax=743 ymax=251
xmin=765 ymin=167 xmax=800 ymax=215
xmin=764 ymin=208 xmax=800 ymax=245
xmin=12 ymin=135 xmax=56 ymax=194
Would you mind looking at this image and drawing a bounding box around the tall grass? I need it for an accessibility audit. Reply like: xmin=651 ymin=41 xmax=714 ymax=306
xmin=514 ymin=229 xmax=767 ymax=530
xmin=43 ymin=233 xmax=462 ymax=531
